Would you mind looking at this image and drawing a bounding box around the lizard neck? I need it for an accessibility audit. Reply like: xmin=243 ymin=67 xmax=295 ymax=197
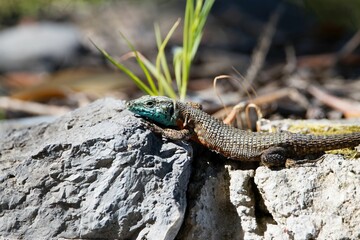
xmin=176 ymin=101 xmax=224 ymax=128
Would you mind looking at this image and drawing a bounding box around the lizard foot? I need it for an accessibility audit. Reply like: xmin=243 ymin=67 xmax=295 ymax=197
xmin=261 ymin=147 xmax=326 ymax=168
xmin=141 ymin=120 xmax=194 ymax=140
xmin=260 ymin=147 xmax=289 ymax=168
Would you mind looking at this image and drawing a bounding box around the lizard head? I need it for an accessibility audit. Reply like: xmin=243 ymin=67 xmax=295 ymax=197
xmin=126 ymin=95 xmax=179 ymax=127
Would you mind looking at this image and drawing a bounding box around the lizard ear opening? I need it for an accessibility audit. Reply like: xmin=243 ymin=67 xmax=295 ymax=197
xmin=169 ymin=105 xmax=174 ymax=116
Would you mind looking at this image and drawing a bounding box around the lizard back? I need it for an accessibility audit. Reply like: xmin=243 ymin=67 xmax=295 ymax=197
xmin=177 ymin=101 xmax=360 ymax=161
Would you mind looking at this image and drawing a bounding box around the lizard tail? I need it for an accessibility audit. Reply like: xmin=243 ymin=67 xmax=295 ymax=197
xmin=290 ymin=132 xmax=360 ymax=155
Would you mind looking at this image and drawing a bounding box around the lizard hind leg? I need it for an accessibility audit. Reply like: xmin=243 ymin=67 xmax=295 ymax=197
xmin=260 ymin=146 xmax=290 ymax=168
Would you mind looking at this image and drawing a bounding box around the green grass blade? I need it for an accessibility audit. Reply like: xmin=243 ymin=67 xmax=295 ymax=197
xmin=179 ymin=0 xmax=215 ymax=100
xmin=119 ymin=31 xmax=158 ymax=95
xmin=173 ymin=46 xmax=183 ymax=93
xmin=91 ymin=40 xmax=155 ymax=95
xmin=94 ymin=0 xmax=214 ymax=100
xmin=135 ymin=52 xmax=178 ymax=99
xmin=155 ymin=19 xmax=180 ymax=87
xmin=180 ymin=0 xmax=194 ymax=99
xmin=192 ymin=0 xmax=215 ymax=57
xmin=154 ymin=24 xmax=165 ymax=95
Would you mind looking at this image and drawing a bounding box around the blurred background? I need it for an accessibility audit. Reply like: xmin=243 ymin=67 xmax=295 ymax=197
xmin=1 ymin=0 xmax=360 ymax=128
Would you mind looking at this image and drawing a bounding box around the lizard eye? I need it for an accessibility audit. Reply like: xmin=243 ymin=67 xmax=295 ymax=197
xmin=145 ymin=100 xmax=155 ymax=108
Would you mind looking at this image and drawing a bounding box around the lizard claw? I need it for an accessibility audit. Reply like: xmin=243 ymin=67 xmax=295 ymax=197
xmin=285 ymin=155 xmax=325 ymax=168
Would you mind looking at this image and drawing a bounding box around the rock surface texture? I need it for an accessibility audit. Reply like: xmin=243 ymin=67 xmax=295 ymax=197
xmin=177 ymin=155 xmax=360 ymax=240
xmin=1 ymin=98 xmax=360 ymax=239
xmin=255 ymin=156 xmax=360 ymax=239
xmin=0 ymin=98 xmax=192 ymax=239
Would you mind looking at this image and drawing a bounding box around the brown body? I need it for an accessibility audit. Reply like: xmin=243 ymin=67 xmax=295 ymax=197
xmin=127 ymin=96 xmax=360 ymax=167
xmin=176 ymin=101 xmax=360 ymax=164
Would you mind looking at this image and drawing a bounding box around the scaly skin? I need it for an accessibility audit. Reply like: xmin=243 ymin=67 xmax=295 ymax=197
xmin=127 ymin=95 xmax=360 ymax=167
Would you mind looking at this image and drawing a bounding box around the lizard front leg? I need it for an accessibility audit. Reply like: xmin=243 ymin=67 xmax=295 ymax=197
xmin=143 ymin=121 xmax=194 ymax=140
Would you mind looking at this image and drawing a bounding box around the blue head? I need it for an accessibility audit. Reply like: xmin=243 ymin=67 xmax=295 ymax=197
xmin=126 ymin=96 xmax=178 ymax=126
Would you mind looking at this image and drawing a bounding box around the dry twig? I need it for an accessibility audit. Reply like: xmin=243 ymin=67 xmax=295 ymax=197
xmin=244 ymin=6 xmax=282 ymax=85
xmin=0 ymin=97 xmax=71 ymax=116
xmin=308 ymin=85 xmax=360 ymax=118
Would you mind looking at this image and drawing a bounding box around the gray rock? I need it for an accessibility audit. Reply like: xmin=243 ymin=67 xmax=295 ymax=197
xmin=176 ymin=141 xmax=360 ymax=240
xmin=255 ymin=156 xmax=360 ymax=239
xmin=1 ymin=100 xmax=359 ymax=240
xmin=0 ymin=98 xmax=192 ymax=239
xmin=176 ymin=157 xmax=256 ymax=240
xmin=229 ymin=169 xmax=262 ymax=240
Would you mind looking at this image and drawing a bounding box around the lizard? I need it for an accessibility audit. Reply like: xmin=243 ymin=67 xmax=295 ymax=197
xmin=126 ymin=95 xmax=360 ymax=168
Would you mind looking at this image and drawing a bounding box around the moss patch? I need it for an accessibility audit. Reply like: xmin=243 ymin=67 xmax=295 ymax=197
xmin=286 ymin=122 xmax=360 ymax=159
